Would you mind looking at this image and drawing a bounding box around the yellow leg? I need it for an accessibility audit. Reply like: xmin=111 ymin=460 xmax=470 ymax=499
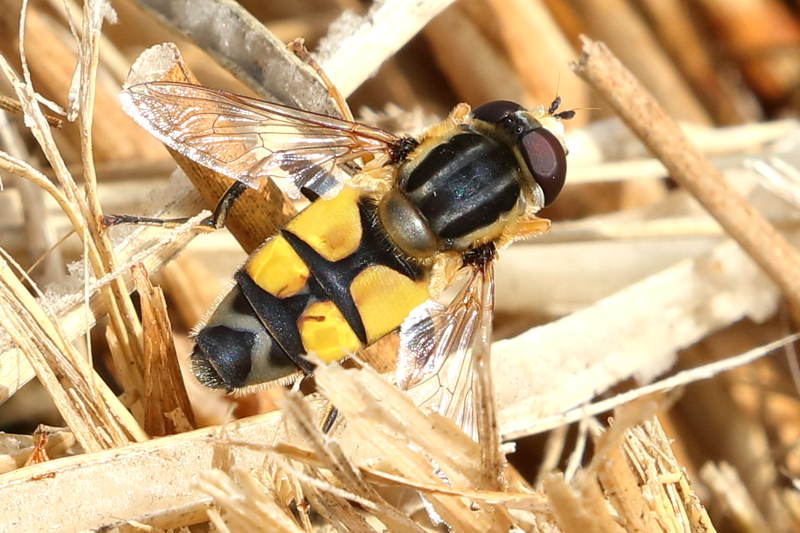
xmin=352 ymin=166 xmax=396 ymax=193
xmin=428 ymin=252 xmax=463 ymax=298
xmin=496 ymin=214 xmax=551 ymax=248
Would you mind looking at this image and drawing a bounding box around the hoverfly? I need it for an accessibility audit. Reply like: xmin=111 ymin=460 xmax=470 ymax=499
xmin=117 ymin=68 xmax=571 ymax=435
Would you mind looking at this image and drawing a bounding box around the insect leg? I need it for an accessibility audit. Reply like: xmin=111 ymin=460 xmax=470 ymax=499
xmin=102 ymin=181 xmax=248 ymax=231
xmin=321 ymin=405 xmax=339 ymax=434
xmin=495 ymin=211 xmax=552 ymax=247
xmin=288 ymin=38 xmax=354 ymax=122
xmin=206 ymin=181 xmax=248 ymax=229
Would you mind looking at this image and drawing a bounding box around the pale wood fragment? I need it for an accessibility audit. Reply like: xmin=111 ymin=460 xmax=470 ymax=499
xmin=0 ymin=412 xmax=285 ymax=532
xmin=135 ymin=0 xmax=341 ymax=114
xmin=496 ymin=238 xmax=783 ymax=439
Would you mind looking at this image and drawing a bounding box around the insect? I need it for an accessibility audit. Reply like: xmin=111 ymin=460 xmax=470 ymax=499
xmin=116 ymin=70 xmax=571 ymax=434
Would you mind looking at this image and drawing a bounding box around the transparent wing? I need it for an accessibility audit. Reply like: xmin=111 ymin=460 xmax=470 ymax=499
xmin=397 ymin=262 xmax=496 ymax=440
xmin=120 ymin=82 xmax=400 ymax=197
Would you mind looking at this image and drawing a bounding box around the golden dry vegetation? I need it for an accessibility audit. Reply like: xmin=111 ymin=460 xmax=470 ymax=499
xmin=0 ymin=0 xmax=800 ymax=531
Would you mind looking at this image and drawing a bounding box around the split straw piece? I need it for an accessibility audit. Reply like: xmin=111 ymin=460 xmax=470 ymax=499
xmin=572 ymin=37 xmax=800 ymax=310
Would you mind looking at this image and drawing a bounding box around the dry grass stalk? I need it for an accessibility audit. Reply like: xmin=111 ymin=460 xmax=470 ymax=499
xmin=496 ymin=236 xmax=782 ymax=439
xmin=0 ymin=251 xmax=145 ymax=451
xmin=136 ymin=0 xmax=344 ymax=112
xmin=0 ymin=337 xmax=765 ymax=530
xmin=134 ymin=265 xmax=195 ymax=436
xmin=701 ymin=461 xmax=771 ymax=531
xmin=543 ymin=473 xmax=623 ymax=532
xmin=569 ymin=117 xmax=798 ymax=172
xmin=507 ymin=332 xmax=800 ymax=439
xmin=0 ymin=411 xmax=284 ymax=531
xmin=0 ymin=2 xmax=161 ymax=160
xmin=0 ymin=1 xmax=149 ymax=405
xmin=572 ymin=36 xmax=800 ymax=314
xmin=197 ymin=468 xmax=306 ymax=533
xmin=0 ymin=199 xmax=205 ymax=404
xmin=0 ymin=93 xmax=62 ymax=127
xmin=280 ymin=391 xmax=427 ymax=531
xmin=313 ymin=363 xmax=518 ymax=531
xmin=544 ymin=400 xmax=716 ymax=532
xmin=1 ymin=1 xmax=799 ymax=531
xmin=0 ymin=109 xmax=64 ymax=287
xmin=315 ymin=0 xmax=456 ymax=97
xmin=539 ymin=402 xmax=716 ymax=532
xmin=570 ymin=0 xmax=711 ymax=125
xmin=76 ymin=0 xmax=152 ymax=404
xmin=624 ymin=419 xmax=717 ymax=531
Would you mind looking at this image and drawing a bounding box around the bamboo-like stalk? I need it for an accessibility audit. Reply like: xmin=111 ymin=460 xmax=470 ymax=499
xmin=572 ymin=37 xmax=800 ymax=312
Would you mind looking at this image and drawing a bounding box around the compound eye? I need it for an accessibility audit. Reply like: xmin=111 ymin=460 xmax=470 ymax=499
xmin=471 ymin=100 xmax=523 ymax=123
xmin=520 ymin=128 xmax=566 ymax=206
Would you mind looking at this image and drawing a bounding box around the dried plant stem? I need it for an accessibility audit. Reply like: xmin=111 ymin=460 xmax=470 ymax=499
xmin=571 ymin=0 xmax=711 ymax=125
xmin=317 ymin=0 xmax=456 ymax=97
xmin=77 ymin=0 xmax=146 ymax=395
xmin=124 ymin=44 xmax=296 ymax=254
xmin=135 ymin=0 xmax=341 ymax=113
xmin=134 ymin=266 xmax=195 ymax=436
xmin=0 ymin=254 xmax=146 ymax=451
xmin=0 ymin=93 xmax=62 ymax=127
xmin=572 ymin=37 xmax=800 ymax=311
xmin=483 ymin=0 xmax=588 ymax=113
xmin=0 ymin=210 xmax=203 ymax=404
xmin=0 ymin=12 xmax=147 ymax=401
xmin=515 ymin=332 xmax=800 ymax=437
xmin=425 ymin=6 xmax=526 ymax=105
xmin=0 ymin=412 xmax=284 ymax=532
xmin=0 ymin=115 xmax=63 ymax=284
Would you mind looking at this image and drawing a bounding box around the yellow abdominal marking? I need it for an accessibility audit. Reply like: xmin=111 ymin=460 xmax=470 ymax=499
xmin=246 ymin=236 xmax=309 ymax=298
xmin=350 ymin=265 xmax=429 ymax=343
xmin=298 ymin=301 xmax=363 ymax=363
xmin=285 ymin=186 xmax=362 ymax=262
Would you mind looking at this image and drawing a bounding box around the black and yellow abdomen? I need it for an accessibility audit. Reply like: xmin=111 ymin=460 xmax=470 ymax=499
xmin=191 ymin=187 xmax=430 ymax=390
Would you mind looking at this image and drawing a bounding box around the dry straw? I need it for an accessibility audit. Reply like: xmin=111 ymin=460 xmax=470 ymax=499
xmin=0 ymin=0 xmax=799 ymax=531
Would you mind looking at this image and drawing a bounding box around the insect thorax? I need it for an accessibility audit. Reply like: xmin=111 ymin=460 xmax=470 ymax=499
xmin=379 ymin=128 xmax=524 ymax=258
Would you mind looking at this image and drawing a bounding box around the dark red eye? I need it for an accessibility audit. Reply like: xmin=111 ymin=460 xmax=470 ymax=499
xmin=471 ymin=100 xmax=523 ymax=123
xmin=520 ymin=128 xmax=566 ymax=206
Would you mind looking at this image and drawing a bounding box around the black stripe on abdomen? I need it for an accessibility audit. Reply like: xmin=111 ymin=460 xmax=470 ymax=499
xmin=235 ymin=270 xmax=316 ymax=374
xmin=280 ymin=199 xmax=423 ymax=345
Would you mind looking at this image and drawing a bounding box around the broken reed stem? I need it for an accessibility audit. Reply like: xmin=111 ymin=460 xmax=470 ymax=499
xmin=124 ymin=44 xmax=297 ymax=254
xmin=0 ymin=93 xmax=62 ymax=127
xmin=571 ymin=36 xmax=800 ymax=311
xmin=77 ymin=0 xmax=146 ymax=387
